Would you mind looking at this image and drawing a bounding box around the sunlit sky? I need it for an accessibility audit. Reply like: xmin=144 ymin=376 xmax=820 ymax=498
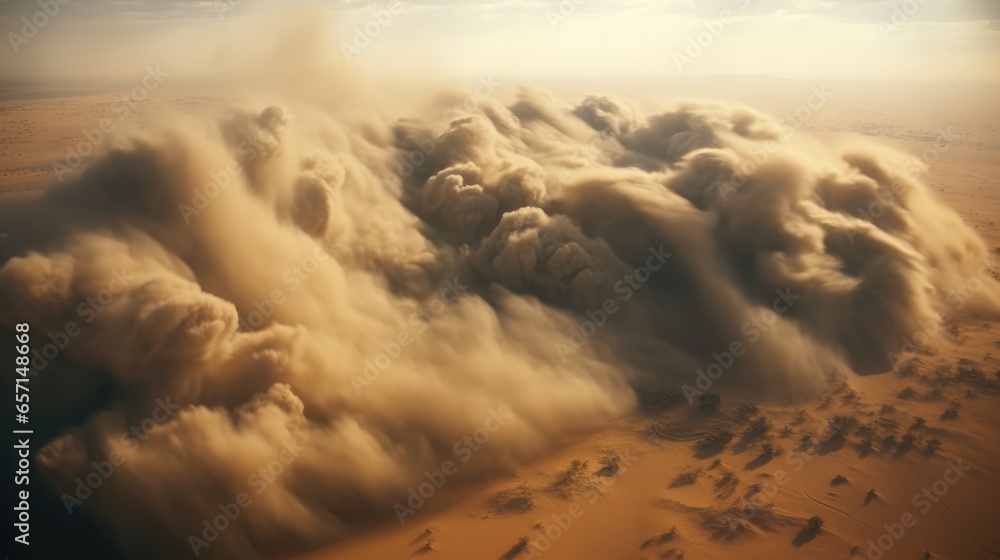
xmin=1 ymin=0 xmax=998 ymax=83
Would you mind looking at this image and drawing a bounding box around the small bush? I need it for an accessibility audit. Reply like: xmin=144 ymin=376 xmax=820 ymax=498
xmin=760 ymin=442 xmax=783 ymax=457
xmin=735 ymin=402 xmax=758 ymax=420
xmin=941 ymin=401 xmax=960 ymax=420
xmin=698 ymin=392 xmax=722 ymax=412
xmin=746 ymin=416 xmax=772 ymax=436
xmin=714 ymin=469 xmax=739 ymax=491
xmin=828 ymin=415 xmax=854 ymax=439
xmin=670 ymin=468 xmax=702 ymax=488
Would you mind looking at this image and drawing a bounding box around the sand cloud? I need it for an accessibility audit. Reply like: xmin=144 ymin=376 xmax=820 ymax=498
xmin=1 ymin=19 xmax=998 ymax=560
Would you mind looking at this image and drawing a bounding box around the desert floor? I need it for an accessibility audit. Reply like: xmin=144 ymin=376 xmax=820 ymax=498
xmin=2 ymin=79 xmax=998 ymax=560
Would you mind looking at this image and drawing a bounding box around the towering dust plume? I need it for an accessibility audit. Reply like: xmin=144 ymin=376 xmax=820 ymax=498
xmin=1 ymin=27 xmax=999 ymax=560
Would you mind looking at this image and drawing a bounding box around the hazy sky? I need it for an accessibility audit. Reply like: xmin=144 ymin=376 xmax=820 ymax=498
xmin=1 ymin=0 xmax=998 ymax=83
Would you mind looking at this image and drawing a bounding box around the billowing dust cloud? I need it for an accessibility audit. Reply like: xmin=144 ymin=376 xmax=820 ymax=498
xmin=2 ymin=27 xmax=999 ymax=560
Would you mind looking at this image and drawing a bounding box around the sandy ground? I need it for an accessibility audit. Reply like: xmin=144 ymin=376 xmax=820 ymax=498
xmin=1 ymin=79 xmax=997 ymax=560
xmin=0 ymin=86 xmax=233 ymax=195
xmin=298 ymin=338 xmax=1000 ymax=560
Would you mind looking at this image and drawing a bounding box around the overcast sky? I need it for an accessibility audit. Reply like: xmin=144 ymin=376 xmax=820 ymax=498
xmin=1 ymin=0 xmax=998 ymax=83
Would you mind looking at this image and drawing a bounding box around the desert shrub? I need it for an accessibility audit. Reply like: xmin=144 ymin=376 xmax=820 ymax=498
xmin=714 ymin=469 xmax=739 ymax=491
xmin=637 ymin=386 xmax=683 ymax=412
xmin=828 ymin=415 xmax=854 ymax=438
xmin=735 ymin=402 xmax=758 ymax=420
xmin=698 ymin=392 xmax=722 ymax=412
xmin=941 ymin=401 xmax=960 ymax=420
xmin=760 ymin=442 xmax=783 ymax=457
xmin=745 ymin=416 xmax=772 ymax=436
xmin=670 ymin=468 xmax=701 ymax=488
